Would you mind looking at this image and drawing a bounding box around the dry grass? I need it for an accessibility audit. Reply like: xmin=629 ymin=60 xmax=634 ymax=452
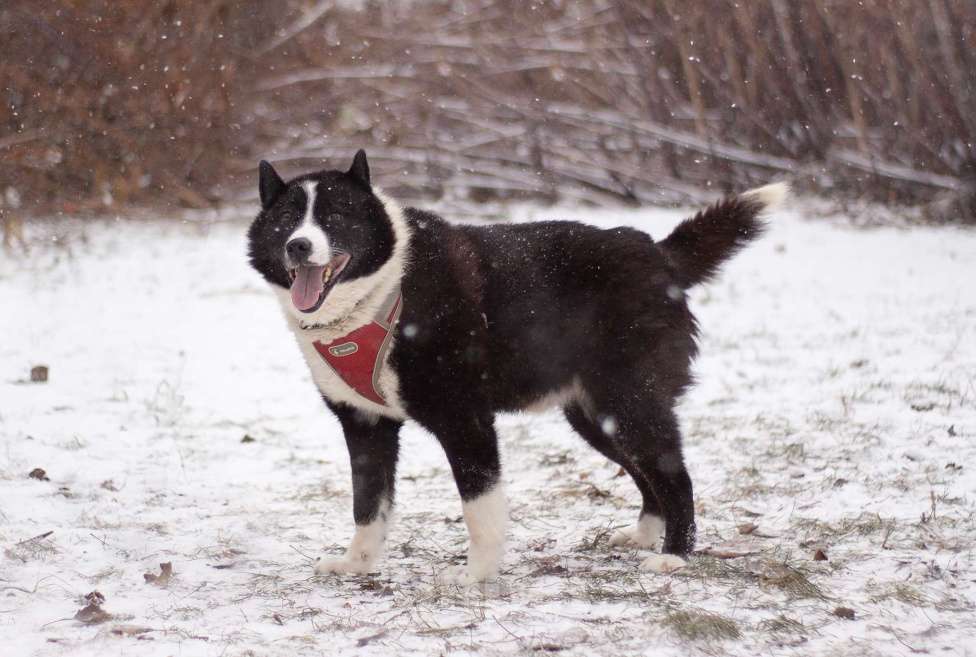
xmin=757 ymin=614 xmax=806 ymax=638
xmin=756 ymin=562 xmax=824 ymax=600
xmin=794 ymin=512 xmax=896 ymax=540
xmin=3 ymin=531 xmax=58 ymax=563
xmin=869 ymin=583 xmax=931 ymax=608
xmin=663 ymin=609 xmax=742 ymax=642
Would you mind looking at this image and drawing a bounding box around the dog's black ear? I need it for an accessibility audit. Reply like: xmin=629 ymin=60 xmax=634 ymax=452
xmin=258 ymin=160 xmax=286 ymax=210
xmin=348 ymin=149 xmax=370 ymax=187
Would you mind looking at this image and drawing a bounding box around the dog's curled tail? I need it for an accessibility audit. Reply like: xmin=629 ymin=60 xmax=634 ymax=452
xmin=658 ymin=182 xmax=788 ymax=289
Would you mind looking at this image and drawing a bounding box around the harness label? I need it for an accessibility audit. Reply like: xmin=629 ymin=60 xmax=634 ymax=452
xmin=328 ymin=342 xmax=359 ymax=357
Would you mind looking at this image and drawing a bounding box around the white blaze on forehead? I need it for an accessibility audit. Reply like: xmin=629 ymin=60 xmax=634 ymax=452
xmin=288 ymin=180 xmax=332 ymax=265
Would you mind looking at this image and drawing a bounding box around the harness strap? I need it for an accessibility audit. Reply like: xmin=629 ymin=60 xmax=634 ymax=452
xmin=311 ymin=286 xmax=402 ymax=407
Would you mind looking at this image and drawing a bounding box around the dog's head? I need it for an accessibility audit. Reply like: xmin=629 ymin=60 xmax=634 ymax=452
xmin=248 ymin=150 xmax=404 ymax=323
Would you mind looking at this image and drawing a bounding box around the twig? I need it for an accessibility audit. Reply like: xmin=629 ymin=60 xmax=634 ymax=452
xmin=15 ymin=531 xmax=53 ymax=546
xmin=492 ymin=615 xmax=525 ymax=646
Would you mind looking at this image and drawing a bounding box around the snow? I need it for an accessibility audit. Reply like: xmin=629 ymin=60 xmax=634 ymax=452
xmin=1 ymin=201 xmax=974 ymax=656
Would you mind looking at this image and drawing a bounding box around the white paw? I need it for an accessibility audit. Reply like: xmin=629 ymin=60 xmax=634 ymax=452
xmin=610 ymin=526 xmax=659 ymax=548
xmin=314 ymin=555 xmax=376 ymax=576
xmin=609 ymin=515 xmax=665 ymax=548
xmin=440 ymin=486 xmax=506 ymax=587
xmin=639 ymin=554 xmax=687 ymax=574
xmin=438 ymin=563 xmax=497 ymax=586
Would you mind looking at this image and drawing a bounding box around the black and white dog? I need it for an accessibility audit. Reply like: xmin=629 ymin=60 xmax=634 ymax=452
xmin=248 ymin=151 xmax=785 ymax=583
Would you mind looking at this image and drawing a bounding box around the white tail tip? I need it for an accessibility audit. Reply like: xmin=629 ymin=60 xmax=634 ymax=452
xmin=741 ymin=182 xmax=789 ymax=212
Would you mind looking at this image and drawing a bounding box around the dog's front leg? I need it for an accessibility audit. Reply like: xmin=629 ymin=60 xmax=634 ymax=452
xmin=426 ymin=413 xmax=507 ymax=585
xmin=315 ymin=403 xmax=401 ymax=576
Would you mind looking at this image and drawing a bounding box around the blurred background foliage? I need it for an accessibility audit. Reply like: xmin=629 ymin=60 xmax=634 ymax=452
xmin=1 ymin=0 xmax=974 ymax=222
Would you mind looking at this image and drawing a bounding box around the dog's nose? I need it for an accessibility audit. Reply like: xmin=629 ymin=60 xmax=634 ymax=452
xmin=286 ymin=237 xmax=312 ymax=263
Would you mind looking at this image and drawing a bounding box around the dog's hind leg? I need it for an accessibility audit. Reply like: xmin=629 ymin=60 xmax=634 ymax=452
xmin=420 ymin=411 xmax=507 ymax=585
xmin=315 ymin=402 xmax=402 ymax=576
xmin=625 ymin=405 xmax=695 ymax=572
xmin=564 ymin=402 xmax=665 ymax=549
xmin=577 ymin=385 xmax=696 ymax=573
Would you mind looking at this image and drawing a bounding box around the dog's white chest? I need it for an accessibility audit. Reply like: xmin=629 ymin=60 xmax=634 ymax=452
xmin=272 ymin=273 xmax=408 ymax=421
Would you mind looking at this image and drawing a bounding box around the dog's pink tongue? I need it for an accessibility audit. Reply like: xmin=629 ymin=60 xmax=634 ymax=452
xmin=290 ymin=265 xmax=327 ymax=311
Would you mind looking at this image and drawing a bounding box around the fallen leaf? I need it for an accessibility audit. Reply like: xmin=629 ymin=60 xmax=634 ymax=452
xmin=28 ymin=468 xmax=49 ymax=481
xmin=358 ymin=578 xmax=394 ymax=595
xmin=833 ymin=606 xmax=856 ymax=620
xmin=531 ymin=563 xmax=569 ymax=576
xmin=737 ymin=523 xmax=757 ymax=535
xmin=30 ymin=365 xmax=49 ymax=382
xmin=240 ymin=434 xmax=256 ymax=444
xmin=74 ymin=592 xmax=112 ymax=624
xmin=813 ymin=549 xmax=828 ymax=561
xmin=144 ymin=562 xmax=173 ymax=586
xmin=584 ymin=483 xmax=612 ymax=499
xmin=75 ymin=604 xmax=112 ymax=624
xmin=359 ymin=579 xmax=384 ymax=591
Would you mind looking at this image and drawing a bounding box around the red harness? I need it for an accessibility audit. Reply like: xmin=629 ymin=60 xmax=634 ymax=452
xmin=311 ymin=287 xmax=402 ymax=407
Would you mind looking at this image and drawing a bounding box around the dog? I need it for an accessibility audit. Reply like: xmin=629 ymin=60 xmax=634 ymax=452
xmin=247 ymin=150 xmax=785 ymax=583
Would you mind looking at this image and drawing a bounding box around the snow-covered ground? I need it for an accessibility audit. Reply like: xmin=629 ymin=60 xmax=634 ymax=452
xmin=1 ymin=200 xmax=974 ymax=656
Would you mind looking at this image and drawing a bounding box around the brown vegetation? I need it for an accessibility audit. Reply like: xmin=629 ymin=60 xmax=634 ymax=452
xmin=0 ymin=1 xmax=272 ymax=212
xmin=1 ymin=1 xmax=974 ymax=220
